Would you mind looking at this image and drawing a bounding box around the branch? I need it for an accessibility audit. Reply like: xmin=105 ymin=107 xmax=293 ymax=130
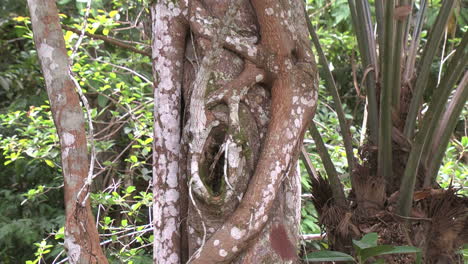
xmin=61 ymin=24 xmax=151 ymax=57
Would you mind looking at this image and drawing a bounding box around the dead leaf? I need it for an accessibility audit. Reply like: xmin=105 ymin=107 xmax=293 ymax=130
xmin=394 ymin=5 xmax=412 ymax=21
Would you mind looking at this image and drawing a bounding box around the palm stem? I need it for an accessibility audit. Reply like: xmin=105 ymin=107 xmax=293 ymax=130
xmin=309 ymin=122 xmax=346 ymax=206
xmin=425 ymin=72 xmax=468 ymax=186
xmin=354 ymin=0 xmax=379 ymax=144
xmin=306 ymin=17 xmax=355 ymax=172
xmin=403 ymin=0 xmax=456 ymax=138
xmin=403 ymin=0 xmax=427 ymax=84
xmin=392 ymin=0 xmax=411 ymax=111
xmin=378 ymin=0 xmax=395 ymax=181
xmin=397 ymin=32 xmax=467 ymax=216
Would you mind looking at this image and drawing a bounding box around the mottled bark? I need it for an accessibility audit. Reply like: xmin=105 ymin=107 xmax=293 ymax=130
xmin=27 ymin=0 xmax=107 ymax=263
xmin=151 ymin=1 xmax=188 ymax=263
xmin=152 ymin=0 xmax=318 ymax=263
xmin=188 ymin=1 xmax=317 ymax=262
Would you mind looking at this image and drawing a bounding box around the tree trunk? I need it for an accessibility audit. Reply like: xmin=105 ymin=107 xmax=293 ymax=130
xmin=151 ymin=0 xmax=318 ymax=263
xmin=27 ymin=0 xmax=108 ymax=263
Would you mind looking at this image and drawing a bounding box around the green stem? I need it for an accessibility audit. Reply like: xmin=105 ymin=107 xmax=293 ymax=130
xmin=309 ymin=122 xmax=346 ymax=206
xmin=420 ymin=32 xmax=468 ymax=170
xmin=354 ymin=0 xmax=379 ymax=144
xmin=375 ymin=0 xmax=385 ymax=59
xmin=403 ymin=0 xmax=427 ymax=83
xmin=306 ymin=17 xmax=355 ymax=172
xmin=397 ymin=33 xmax=468 ymax=217
xmin=392 ymin=0 xmax=411 ymax=111
xmin=403 ymin=0 xmax=456 ymax=138
xmin=378 ymin=0 xmax=395 ymax=182
xmin=425 ymin=72 xmax=468 ymax=186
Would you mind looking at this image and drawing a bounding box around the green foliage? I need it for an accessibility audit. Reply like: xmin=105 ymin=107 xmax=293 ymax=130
xmin=301 ymin=199 xmax=321 ymax=235
xmin=306 ymin=250 xmax=355 ymax=262
xmin=1 ymin=0 xmax=154 ymax=261
xmin=438 ymin=138 xmax=468 ymax=192
xmin=0 ymin=104 xmax=59 ymax=166
xmin=26 ymin=240 xmax=53 ymax=264
xmin=305 ymin=233 xmax=421 ymax=263
xmin=352 ymin=233 xmax=421 ymax=263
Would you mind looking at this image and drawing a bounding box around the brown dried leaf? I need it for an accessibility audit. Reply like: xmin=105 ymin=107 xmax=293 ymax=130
xmin=413 ymin=189 xmax=431 ymax=201
xmin=394 ymin=5 xmax=412 ymax=21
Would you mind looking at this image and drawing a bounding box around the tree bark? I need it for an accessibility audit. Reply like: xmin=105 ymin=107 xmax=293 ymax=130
xmin=151 ymin=1 xmax=188 ymax=263
xmin=151 ymin=0 xmax=318 ymax=263
xmin=27 ymin=0 xmax=108 ymax=263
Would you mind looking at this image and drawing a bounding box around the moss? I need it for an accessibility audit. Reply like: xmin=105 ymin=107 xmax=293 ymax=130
xmin=204 ymin=72 xmax=217 ymax=97
xmin=235 ymin=107 xmax=252 ymax=159
xmin=204 ymin=71 xmax=229 ymax=99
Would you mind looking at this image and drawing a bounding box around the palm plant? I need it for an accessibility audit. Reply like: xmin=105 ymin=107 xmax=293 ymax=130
xmin=304 ymin=0 xmax=467 ymax=262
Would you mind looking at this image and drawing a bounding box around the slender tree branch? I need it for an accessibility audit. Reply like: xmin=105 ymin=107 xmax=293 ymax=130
xmin=61 ymin=24 xmax=151 ymax=57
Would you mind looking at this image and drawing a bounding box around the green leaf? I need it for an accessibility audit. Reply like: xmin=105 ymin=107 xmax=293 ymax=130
xmin=360 ymin=245 xmax=421 ymax=262
xmin=55 ymin=227 xmax=65 ymax=240
xmin=305 ymin=250 xmax=355 ymax=262
xmin=133 ymin=76 xmax=142 ymax=83
xmin=143 ymin=137 xmax=153 ymax=145
xmin=64 ymin=30 xmax=74 ymax=42
xmin=126 ymin=185 xmax=136 ymax=194
xmin=131 ymin=203 xmax=141 ymax=211
xmin=353 ymin=232 xmax=378 ymax=250
xmin=104 ymin=216 xmax=112 ymax=225
xmin=97 ymin=94 xmax=109 ymax=107
xmin=44 ymin=159 xmax=55 ymax=168
xmin=109 ymin=10 xmax=119 ymax=18
xmin=461 ymin=136 xmax=468 ymax=148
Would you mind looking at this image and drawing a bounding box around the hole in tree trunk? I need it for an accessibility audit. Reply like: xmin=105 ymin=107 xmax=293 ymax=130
xmin=200 ymin=124 xmax=227 ymax=196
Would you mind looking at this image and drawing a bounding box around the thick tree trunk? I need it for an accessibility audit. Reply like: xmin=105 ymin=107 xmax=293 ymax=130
xmin=27 ymin=1 xmax=108 ymax=263
xmin=151 ymin=0 xmax=318 ymax=263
